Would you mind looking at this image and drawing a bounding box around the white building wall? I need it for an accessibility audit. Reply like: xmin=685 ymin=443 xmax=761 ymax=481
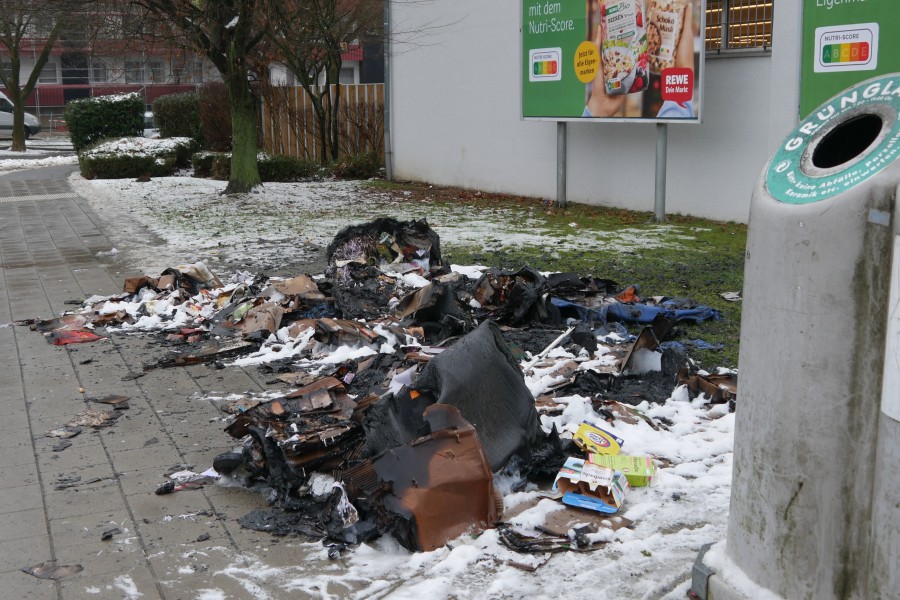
xmin=390 ymin=0 xmax=803 ymax=224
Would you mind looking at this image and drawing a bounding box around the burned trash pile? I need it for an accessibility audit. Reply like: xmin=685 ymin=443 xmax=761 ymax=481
xmin=23 ymin=218 xmax=731 ymax=555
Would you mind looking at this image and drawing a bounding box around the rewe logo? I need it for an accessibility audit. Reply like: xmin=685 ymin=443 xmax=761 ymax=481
xmin=661 ymin=67 xmax=693 ymax=107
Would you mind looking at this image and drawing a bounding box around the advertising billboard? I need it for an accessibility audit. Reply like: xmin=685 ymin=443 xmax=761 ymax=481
xmin=522 ymin=0 xmax=704 ymax=122
xmin=801 ymin=0 xmax=900 ymax=117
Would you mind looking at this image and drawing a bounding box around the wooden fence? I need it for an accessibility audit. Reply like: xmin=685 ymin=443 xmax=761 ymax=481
xmin=259 ymin=83 xmax=384 ymax=161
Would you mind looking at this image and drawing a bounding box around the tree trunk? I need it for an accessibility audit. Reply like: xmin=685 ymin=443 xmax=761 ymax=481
xmin=224 ymin=70 xmax=261 ymax=194
xmin=310 ymin=90 xmax=328 ymax=164
xmin=10 ymin=105 xmax=26 ymax=152
xmin=329 ymin=83 xmax=341 ymax=162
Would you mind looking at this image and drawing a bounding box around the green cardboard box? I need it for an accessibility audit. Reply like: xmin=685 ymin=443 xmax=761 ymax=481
xmin=588 ymin=454 xmax=656 ymax=487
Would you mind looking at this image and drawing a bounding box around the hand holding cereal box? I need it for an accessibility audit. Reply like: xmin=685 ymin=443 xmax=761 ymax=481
xmin=647 ymin=0 xmax=689 ymax=74
xmin=597 ymin=0 xmax=650 ymax=95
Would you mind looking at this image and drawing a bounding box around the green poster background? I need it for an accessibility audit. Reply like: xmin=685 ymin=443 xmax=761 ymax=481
xmin=522 ymin=0 xmax=587 ymax=118
xmin=801 ymin=0 xmax=900 ymax=117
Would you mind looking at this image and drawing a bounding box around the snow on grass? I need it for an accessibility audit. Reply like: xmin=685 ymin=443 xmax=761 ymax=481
xmin=70 ymin=174 xmax=705 ymax=277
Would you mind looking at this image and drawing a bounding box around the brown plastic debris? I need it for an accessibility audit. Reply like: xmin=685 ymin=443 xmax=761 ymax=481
xmin=123 ymin=276 xmax=157 ymax=294
xmin=234 ymin=302 xmax=284 ymax=336
xmin=22 ymin=562 xmax=84 ymax=580
xmin=677 ymin=368 xmax=737 ymax=404
xmin=271 ymin=275 xmax=324 ymax=300
xmin=86 ymin=394 xmax=130 ymax=406
xmin=343 ymin=405 xmax=499 ymax=552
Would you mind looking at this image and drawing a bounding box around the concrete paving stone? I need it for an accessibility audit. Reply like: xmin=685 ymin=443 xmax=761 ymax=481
xmin=179 ymin=436 xmax=233 ymax=460
xmin=44 ymin=455 xmax=116 ymax=481
xmin=0 ymin=483 xmax=43 ymax=513
xmin=21 ymin=360 xmax=75 ymax=384
xmin=90 ymin=412 xmax=163 ymax=437
xmin=108 ymin=444 xmax=185 ymax=473
xmin=0 ymin=376 xmax=23 ymax=394
xmin=160 ymin=414 xmax=226 ymax=439
xmin=0 ymin=535 xmax=54 ymax=575
xmin=228 ymin=535 xmax=324 ymax=570
xmin=63 ymin=366 xmax=135 ymax=385
xmin=126 ymin=487 xmax=214 ymax=523
xmin=137 ymin=512 xmax=231 ymax=551
xmin=97 ymin=425 xmax=172 ymax=453
xmin=202 ymin=486 xmax=267 ymax=520
xmin=189 ymin=362 xmax=264 ymax=385
xmin=48 ymin=511 xmax=134 ymax=550
xmin=0 ymin=406 xmax=32 ymax=432
xmin=36 ymin=442 xmax=110 ymax=474
xmin=20 ymin=368 xmax=80 ymax=389
xmin=0 ymin=434 xmax=37 ymax=458
xmin=0 ymin=398 xmax=26 ymax=415
xmin=0 ymin=508 xmax=48 ymax=543
xmin=59 ymin=566 xmax=164 ymax=600
xmin=0 ymin=463 xmax=40 ymax=489
xmin=43 ymin=478 xmax=125 ymax=520
xmin=149 ymin=544 xmax=252 ymax=596
xmin=0 ymin=569 xmax=58 ymax=599
xmin=52 ymin=539 xmax=148 ymax=579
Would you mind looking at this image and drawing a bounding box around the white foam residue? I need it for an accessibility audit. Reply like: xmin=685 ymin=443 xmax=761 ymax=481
xmin=113 ymin=575 xmax=144 ymax=599
xmin=316 ymin=344 xmax=377 ymax=365
xmin=194 ymin=590 xmax=227 ymax=600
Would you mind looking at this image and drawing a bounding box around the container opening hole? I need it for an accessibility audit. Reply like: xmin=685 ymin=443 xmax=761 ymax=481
xmin=812 ymin=114 xmax=883 ymax=169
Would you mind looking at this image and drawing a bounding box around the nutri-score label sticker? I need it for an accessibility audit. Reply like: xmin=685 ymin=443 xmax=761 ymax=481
xmin=766 ymin=73 xmax=900 ymax=204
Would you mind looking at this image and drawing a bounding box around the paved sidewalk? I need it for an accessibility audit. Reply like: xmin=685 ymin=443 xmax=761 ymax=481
xmin=0 ymin=167 xmax=310 ymax=599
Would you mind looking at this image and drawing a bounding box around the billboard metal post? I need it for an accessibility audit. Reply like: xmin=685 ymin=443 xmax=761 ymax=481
xmin=557 ymin=121 xmax=567 ymax=208
xmin=654 ymin=123 xmax=667 ymax=222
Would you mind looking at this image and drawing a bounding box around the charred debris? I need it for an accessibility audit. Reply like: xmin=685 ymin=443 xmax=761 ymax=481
xmin=23 ymin=218 xmax=732 ymax=554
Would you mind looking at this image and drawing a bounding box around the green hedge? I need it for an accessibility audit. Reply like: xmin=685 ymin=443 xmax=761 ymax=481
xmin=259 ymin=155 xmax=318 ymax=181
xmin=78 ymin=137 xmax=195 ymax=179
xmin=153 ymin=93 xmax=201 ymax=141
xmin=192 ymin=152 xmax=318 ymax=182
xmin=190 ymin=151 xmax=227 ymax=178
xmin=332 ymin=152 xmax=382 ymax=180
xmin=65 ymin=93 xmax=144 ymax=152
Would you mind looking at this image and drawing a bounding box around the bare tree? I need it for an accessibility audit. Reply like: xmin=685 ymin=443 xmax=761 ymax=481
xmin=267 ymin=0 xmax=381 ymax=163
xmin=0 ymin=1 xmax=82 ymax=151
xmin=130 ymin=0 xmax=269 ymax=194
